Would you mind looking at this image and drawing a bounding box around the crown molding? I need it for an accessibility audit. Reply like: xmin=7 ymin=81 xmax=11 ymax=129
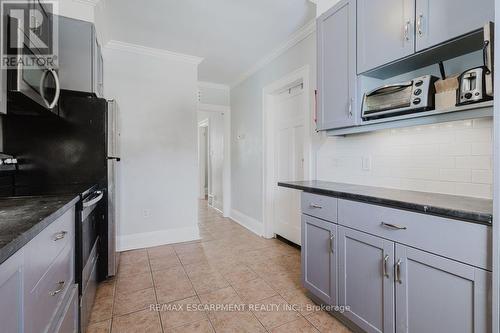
xmin=104 ymin=40 xmax=204 ymax=65
xmin=231 ymin=19 xmax=316 ymax=88
xmin=198 ymin=81 xmax=230 ymax=91
xmin=73 ymin=0 xmax=101 ymax=7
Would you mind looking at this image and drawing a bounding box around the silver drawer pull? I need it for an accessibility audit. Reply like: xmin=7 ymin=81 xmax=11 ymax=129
xmin=329 ymin=234 xmax=335 ymax=253
xmin=383 ymin=254 xmax=389 ymax=278
xmin=53 ymin=231 xmax=68 ymax=241
xmin=49 ymin=281 xmax=65 ymax=296
xmin=395 ymin=259 xmax=402 ymax=284
xmin=381 ymin=222 xmax=407 ymax=230
xmin=309 ymin=203 xmax=322 ymax=209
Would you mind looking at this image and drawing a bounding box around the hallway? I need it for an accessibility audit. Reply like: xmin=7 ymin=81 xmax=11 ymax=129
xmin=86 ymin=201 xmax=351 ymax=333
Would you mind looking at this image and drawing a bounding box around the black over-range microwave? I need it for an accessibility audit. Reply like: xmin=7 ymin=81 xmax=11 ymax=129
xmin=6 ymin=6 xmax=60 ymax=113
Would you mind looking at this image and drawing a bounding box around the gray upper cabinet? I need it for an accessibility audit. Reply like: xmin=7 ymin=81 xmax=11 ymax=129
xmin=317 ymin=0 xmax=357 ymax=130
xmin=357 ymin=0 xmax=414 ymax=73
xmin=302 ymin=215 xmax=337 ymax=305
xmin=395 ymin=244 xmax=491 ymax=333
xmin=58 ymin=16 xmax=103 ymax=97
xmin=415 ymin=0 xmax=494 ymax=52
xmin=338 ymin=226 xmax=395 ymax=333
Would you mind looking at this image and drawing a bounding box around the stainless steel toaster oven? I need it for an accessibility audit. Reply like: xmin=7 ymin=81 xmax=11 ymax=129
xmin=362 ymin=75 xmax=438 ymax=121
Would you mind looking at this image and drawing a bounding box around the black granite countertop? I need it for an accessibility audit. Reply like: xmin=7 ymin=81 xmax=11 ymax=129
xmin=278 ymin=180 xmax=493 ymax=225
xmin=0 ymin=194 xmax=80 ymax=265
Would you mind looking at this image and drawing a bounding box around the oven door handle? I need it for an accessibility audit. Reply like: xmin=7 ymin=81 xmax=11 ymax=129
xmin=365 ymin=81 xmax=413 ymax=97
xmin=83 ymin=191 xmax=104 ymax=208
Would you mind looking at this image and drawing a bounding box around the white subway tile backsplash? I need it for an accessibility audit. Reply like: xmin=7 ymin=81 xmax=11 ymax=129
xmin=317 ymin=118 xmax=493 ymax=199
xmin=471 ymin=170 xmax=493 ymax=184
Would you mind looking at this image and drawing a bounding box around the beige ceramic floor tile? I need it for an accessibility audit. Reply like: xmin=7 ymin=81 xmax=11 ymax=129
xmin=153 ymin=267 xmax=197 ymax=303
xmin=95 ymin=279 xmax=115 ymax=300
xmin=280 ymin=288 xmax=319 ymax=315
xmin=160 ymin=296 xmax=207 ymax=329
xmin=116 ymin=271 xmax=153 ymax=295
xmin=147 ymin=244 xmax=175 ymax=258
xmin=232 ymin=277 xmax=277 ymax=303
xmin=89 ymin=296 xmax=113 ymax=324
xmin=117 ymin=260 xmax=150 ymax=276
xmin=251 ymin=295 xmax=301 ymax=330
xmin=86 ymin=319 xmax=111 ymax=333
xmin=209 ymin=311 xmax=266 ymax=333
xmin=119 ymin=249 xmax=148 ymax=266
xmin=305 ymin=311 xmax=353 ymax=333
xmin=149 ymin=253 xmax=182 ymax=271
xmin=111 ymin=309 xmax=162 ymax=333
xmin=164 ymin=320 xmax=214 ymax=333
xmin=271 ymin=317 xmax=320 ymax=333
xmin=113 ymin=287 xmax=156 ymax=316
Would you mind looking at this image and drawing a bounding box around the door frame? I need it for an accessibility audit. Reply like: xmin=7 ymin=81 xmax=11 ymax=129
xmin=198 ymin=104 xmax=232 ymax=217
xmin=262 ymin=65 xmax=313 ymax=239
xmin=198 ymin=119 xmax=210 ymax=200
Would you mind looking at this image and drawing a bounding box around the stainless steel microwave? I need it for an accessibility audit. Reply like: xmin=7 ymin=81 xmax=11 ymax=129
xmin=7 ymin=14 xmax=60 ymax=111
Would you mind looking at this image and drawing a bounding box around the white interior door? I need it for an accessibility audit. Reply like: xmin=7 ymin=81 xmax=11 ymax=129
xmin=272 ymin=84 xmax=305 ymax=245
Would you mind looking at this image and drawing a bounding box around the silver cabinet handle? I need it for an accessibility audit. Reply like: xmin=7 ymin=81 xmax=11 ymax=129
xmin=53 ymin=231 xmax=68 ymax=241
xmin=348 ymin=98 xmax=353 ymax=118
xmin=49 ymin=281 xmax=65 ymax=296
xmin=395 ymin=259 xmax=402 ymax=284
xmin=404 ymin=20 xmax=411 ymax=41
xmin=329 ymin=234 xmax=335 ymax=253
xmin=417 ymin=14 xmax=423 ymax=37
xmin=309 ymin=203 xmax=322 ymax=209
xmin=383 ymin=254 xmax=389 ymax=278
xmin=381 ymin=222 xmax=407 ymax=230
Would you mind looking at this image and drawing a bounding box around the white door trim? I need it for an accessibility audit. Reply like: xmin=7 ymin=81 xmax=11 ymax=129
xmin=262 ymin=65 xmax=312 ymax=239
xmin=198 ymin=104 xmax=232 ymax=217
xmin=198 ymin=119 xmax=210 ymax=200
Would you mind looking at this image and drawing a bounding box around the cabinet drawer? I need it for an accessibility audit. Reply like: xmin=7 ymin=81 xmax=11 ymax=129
xmin=26 ymin=242 xmax=74 ymax=333
xmin=25 ymin=207 xmax=75 ymax=291
xmin=338 ymin=199 xmax=491 ymax=270
xmin=55 ymin=285 xmax=78 ymax=333
xmin=301 ymin=192 xmax=338 ymax=222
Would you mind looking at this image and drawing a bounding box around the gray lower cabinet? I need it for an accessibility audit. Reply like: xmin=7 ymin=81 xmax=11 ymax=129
xmin=357 ymin=0 xmax=414 ymax=73
xmin=338 ymin=226 xmax=395 ymax=333
xmin=0 ymin=249 xmax=24 ymax=333
xmin=395 ymin=244 xmax=491 ymax=333
xmin=316 ymin=0 xmax=357 ymax=130
xmin=415 ymin=0 xmax=494 ymax=52
xmin=302 ymin=214 xmax=337 ymax=305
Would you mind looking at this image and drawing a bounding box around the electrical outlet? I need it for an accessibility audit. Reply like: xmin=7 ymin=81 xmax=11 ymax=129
xmin=362 ymin=156 xmax=371 ymax=171
xmin=142 ymin=209 xmax=151 ymax=218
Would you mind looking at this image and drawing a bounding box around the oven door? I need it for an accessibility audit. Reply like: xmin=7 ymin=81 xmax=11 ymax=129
xmin=362 ymin=81 xmax=413 ymax=117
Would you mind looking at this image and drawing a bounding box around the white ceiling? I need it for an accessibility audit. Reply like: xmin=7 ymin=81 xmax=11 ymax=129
xmin=105 ymin=0 xmax=316 ymax=85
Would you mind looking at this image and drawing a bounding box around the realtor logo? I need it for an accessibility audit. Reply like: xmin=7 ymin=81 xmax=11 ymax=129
xmin=1 ymin=0 xmax=58 ymax=68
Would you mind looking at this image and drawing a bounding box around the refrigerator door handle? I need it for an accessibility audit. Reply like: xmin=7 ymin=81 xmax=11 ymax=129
xmin=107 ymin=156 xmax=121 ymax=162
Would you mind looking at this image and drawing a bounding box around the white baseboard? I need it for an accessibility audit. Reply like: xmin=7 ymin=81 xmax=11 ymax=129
xmin=230 ymin=209 xmax=264 ymax=236
xmin=117 ymin=226 xmax=200 ymax=252
xmin=211 ymin=199 xmax=223 ymax=212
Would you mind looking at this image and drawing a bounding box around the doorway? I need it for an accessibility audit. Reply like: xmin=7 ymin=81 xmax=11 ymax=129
xmin=263 ymin=66 xmax=312 ymax=245
xmin=198 ymin=120 xmax=210 ymax=201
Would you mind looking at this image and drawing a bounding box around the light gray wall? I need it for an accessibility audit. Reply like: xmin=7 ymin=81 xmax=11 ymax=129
xmin=230 ymin=33 xmax=316 ymax=222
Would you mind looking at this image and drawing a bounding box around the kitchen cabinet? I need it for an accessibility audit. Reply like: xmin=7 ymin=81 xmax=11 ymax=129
xmin=357 ymin=0 xmax=414 ymax=74
xmin=316 ymin=0 xmax=357 ymax=130
xmin=415 ymin=0 xmax=494 ymax=52
xmin=338 ymin=226 xmax=395 ymax=333
xmin=0 ymin=249 xmax=24 ymax=333
xmin=302 ymin=214 xmax=337 ymax=305
xmin=58 ymin=16 xmax=103 ymax=97
xmin=395 ymin=244 xmax=491 ymax=333
xmin=357 ymin=0 xmax=494 ymax=73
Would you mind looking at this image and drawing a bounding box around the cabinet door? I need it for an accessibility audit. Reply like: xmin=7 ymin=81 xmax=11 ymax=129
xmin=0 ymin=250 xmax=24 ymax=333
xmin=316 ymin=0 xmax=357 ymax=130
xmin=415 ymin=0 xmax=494 ymax=52
xmin=302 ymin=215 xmax=337 ymax=305
xmin=395 ymin=245 xmax=491 ymax=333
xmin=357 ymin=0 xmax=414 ymax=73
xmin=338 ymin=226 xmax=395 ymax=333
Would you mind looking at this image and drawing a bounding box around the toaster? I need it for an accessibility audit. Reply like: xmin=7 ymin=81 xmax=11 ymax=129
xmin=457 ymin=67 xmax=492 ymax=105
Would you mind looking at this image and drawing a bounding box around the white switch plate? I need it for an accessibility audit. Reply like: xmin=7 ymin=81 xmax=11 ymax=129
xmin=142 ymin=209 xmax=151 ymax=218
xmin=362 ymin=156 xmax=371 ymax=171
